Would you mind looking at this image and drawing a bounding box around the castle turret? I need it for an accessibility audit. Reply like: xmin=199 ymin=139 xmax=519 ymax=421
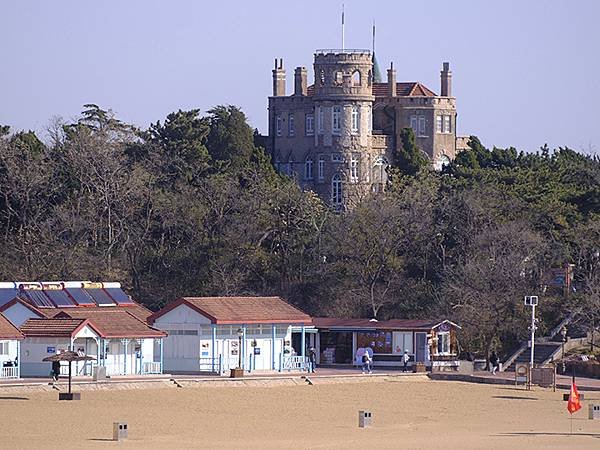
xmin=294 ymin=66 xmax=307 ymax=96
xmin=387 ymin=62 xmax=396 ymax=97
xmin=440 ymin=62 xmax=452 ymax=97
xmin=272 ymin=58 xmax=286 ymax=97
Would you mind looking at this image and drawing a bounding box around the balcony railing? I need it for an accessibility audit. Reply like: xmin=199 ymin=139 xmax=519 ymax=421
xmin=0 ymin=366 xmax=18 ymax=378
xmin=371 ymin=134 xmax=391 ymax=149
xmin=141 ymin=361 xmax=162 ymax=375
xmin=315 ymin=49 xmax=371 ymax=55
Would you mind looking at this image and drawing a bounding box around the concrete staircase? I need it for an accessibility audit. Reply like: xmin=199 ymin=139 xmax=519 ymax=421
xmin=501 ymin=312 xmax=579 ymax=372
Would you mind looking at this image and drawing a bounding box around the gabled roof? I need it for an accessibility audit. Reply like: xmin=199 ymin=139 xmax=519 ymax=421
xmin=48 ymin=308 xmax=166 ymax=338
xmin=20 ymin=318 xmax=97 ymax=338
xmin=305 ymin=82 xmax=437 ymax=97
xmin=0 ymin=312 xmax=24 ymax=340
xmin=150 ymin=296 xmax=312 ymax=325
xmin=312 ymin=317 xmax=460 ymax=331
xmin=372 ymin=82 xmax=437 ymax=97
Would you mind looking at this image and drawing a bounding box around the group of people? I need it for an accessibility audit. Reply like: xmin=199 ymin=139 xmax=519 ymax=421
xmin=359 ymin=348 xmax=411 ymax=374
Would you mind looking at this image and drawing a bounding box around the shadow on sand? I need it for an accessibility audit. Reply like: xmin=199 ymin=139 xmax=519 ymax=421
xmin=0 ymin=396 xmax=28 ymax=400
xmin=492 ymin=395 xmax=538 ymax=401
xmin=499 ymin=432 xmax=600 ymax=438
xmin=87 ymin=438 xmax=116 ymax=442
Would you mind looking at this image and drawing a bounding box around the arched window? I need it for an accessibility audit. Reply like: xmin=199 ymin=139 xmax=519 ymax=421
xmin=319 ymin=69 xmax=325 ymax=86
xmin=286 ymin=157 xmax=293 ymax=176
xmin=371 ymin=155 xmax=389 ymax=192
xmin=352 ymin=71 xmax=361 ymax=86
xmin=434 ymin=154 xmax=451 ymax=171
xmin=331 ymin=174 xmax=343 ymax=206
xmin=304 ymin=157 xmax=314 ymax=180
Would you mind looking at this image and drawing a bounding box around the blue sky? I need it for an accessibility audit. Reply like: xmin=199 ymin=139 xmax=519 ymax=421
xmin=1 ymin=0 xmax=598 ymax=153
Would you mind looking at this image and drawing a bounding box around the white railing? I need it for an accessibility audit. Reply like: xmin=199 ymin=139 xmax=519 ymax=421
xmin=199 ymin=357 xmax=221 ymax=373
xmin=282 ymin=355 xmax=307 ymax=371
xmin=0 ymin=366 xmax=18 ymax=378
xmin=141 ymin=361 xmax=162 ymax=374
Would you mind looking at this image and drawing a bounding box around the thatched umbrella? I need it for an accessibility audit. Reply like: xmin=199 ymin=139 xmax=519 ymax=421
xmin=43 ymin=351 xmax=96 ymax=395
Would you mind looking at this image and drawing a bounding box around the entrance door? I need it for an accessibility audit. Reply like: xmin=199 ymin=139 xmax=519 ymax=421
xmin=415 ymin=333 xmax=427 ymax=362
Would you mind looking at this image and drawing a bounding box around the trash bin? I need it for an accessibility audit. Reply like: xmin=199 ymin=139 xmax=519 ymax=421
xmin=113 ymin=422 xmax=128 ymax=441
xmin=358 ymin=410 xmax=372 ymax=428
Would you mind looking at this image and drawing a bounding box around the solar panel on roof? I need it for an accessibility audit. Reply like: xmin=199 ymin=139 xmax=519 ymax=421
xmin=0 ymin=288 xmax=18 ymax=307
xmin=23 ymin=290 xmax=54 ymax=308
xmin=65 ymin=288 xmax=95 ymax=305
xmin=104 ymin=288 xmax=134 ymax=305
xmin=43 ymin=290 xmax=76 ymax=307
xmin=84 ymin=288 xmax=115 ymax=306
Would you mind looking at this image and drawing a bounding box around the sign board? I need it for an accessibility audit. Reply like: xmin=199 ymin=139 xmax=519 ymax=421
xmin=524 ymin=296 xmax=538 ymax=306
xmin=515 ymin=362 xmax=529 ymax=385
xmin=531 ymin=367 xmax=555 ymax=388
xmin=47 ymin=346 xmax=56 ymax=354
xmin=254 ymin=347 xmax=261 ymax=355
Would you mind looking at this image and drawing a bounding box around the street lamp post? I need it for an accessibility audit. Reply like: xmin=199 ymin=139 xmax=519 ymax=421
xmin=236 ymin=327 xmax=243 ymax=369
xmin=561 ymin=326 xmax=567 ymax=374
xmin=525 ymin=296 xmax=539 ymax=370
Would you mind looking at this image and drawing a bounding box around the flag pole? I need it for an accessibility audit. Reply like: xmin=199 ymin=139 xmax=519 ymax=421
xmin=341 ymin=4 xmax=345 ymax=51
xmin=571 ymin=365 xmax=575 ymax=435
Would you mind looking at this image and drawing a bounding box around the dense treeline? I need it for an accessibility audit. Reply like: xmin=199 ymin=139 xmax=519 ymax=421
xmin=1 ymin=105 xmax=599 ymax=358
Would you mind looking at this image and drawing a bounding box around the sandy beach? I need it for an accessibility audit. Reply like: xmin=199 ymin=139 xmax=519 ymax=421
xmin=1 ymin=377 xmax=598 ymax=449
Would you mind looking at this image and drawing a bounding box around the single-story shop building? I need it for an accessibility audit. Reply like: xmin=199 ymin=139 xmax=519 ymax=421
xmin=0 ymin=312 xmax=23 ymax=379
xmin=312 ymin=318 xmax=461 ymax=369
xmin=149 ymin=296 xmax=314 ymax=373
xmin=0 ymin=281 xmax=166 ymax=377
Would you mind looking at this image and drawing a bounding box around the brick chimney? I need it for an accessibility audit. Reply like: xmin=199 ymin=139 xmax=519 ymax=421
xmin=272 ymin=58 xmax=286 ymax=97
xmin=440 ymin=62 xmax=452 ymax=97
xmin=387 ymin=62 xmax=396 ymax=97
xmin=294 ymin=66 xmax=307 ymax=96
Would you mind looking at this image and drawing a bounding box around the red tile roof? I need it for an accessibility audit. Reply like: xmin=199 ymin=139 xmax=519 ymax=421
xmin=306 ymin=82 xmax=436 ymax=97
xmin=312 ymin=317 xmax=458 ymax=330
xmin=20 ymin=318 xmax=92 ymax=337
xmin=48 ymin=308 xmax=166 ymax=338
xmin=150 ymin=297 xmax=312 ymax=325
xmin=0 ymin=313 xmax=23 ymax=339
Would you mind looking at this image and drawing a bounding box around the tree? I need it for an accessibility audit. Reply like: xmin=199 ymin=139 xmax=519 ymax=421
xmin=392 ymin=128 xmax=429 ymax=176
xmin=443 ymin=221 xmax=546 ymax=362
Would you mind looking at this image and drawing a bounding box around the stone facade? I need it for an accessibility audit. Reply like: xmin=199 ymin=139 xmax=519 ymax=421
xmin=267 ymin=50 xmax=459 ymax=208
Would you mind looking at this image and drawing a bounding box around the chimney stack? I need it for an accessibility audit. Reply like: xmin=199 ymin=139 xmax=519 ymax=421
xmin=272 ymin=58 xmax=286 ymax=97
xmin=440 ymin=62 xmax=452 ymax=97
xmin=294 ymin=66 xmax=307 ymax=96
xmin=387 ymin=62 xmax=396 ymax=97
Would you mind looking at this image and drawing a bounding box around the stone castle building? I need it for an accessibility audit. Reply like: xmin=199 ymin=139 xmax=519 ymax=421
xmin=267 ymin=49 xmax=459 ymax=208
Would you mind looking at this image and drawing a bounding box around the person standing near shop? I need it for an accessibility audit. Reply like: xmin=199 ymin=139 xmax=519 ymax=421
xmin=362 ymin=349 xmax=372 ymax=374
xmin=402 ymin=350 xmax=410 ymax=372
xmin=308 ymin=347 xmax=317 ymax=373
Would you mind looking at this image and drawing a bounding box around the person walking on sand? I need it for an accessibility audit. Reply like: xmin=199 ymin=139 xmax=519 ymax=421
xmin=402 ymin=350 xmax=410 ymax=372
xmin=51 ymin=360 xmax=60 ymax=382
xmin=308 ymin=347 xmax=317 ymax=373
xmin=490 ymin=351 xmax=500 ymax=375
xmin=362 ymin=350 xmax=372 ymax=374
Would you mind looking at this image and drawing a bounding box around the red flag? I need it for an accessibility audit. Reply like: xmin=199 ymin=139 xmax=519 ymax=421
xmin=567 ymin=382 xmax=582 ymax=414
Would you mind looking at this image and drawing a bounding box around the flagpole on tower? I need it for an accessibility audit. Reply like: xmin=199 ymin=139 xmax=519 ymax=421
xmin=341 ymin=4 xmax=345 ymax=51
